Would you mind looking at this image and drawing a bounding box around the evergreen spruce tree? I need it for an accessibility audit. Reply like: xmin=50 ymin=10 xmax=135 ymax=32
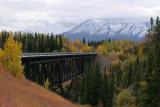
xmin=83 ymin=38 xmax=86 ymax=45
xmin=139 ymin=17 xmax=160 ymax=106
xmin=80 ymin=64 xmax=102 ymax=106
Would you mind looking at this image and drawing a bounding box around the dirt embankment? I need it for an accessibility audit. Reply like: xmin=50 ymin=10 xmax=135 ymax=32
xmin=0 ymin=68 xmax=77 ymax=107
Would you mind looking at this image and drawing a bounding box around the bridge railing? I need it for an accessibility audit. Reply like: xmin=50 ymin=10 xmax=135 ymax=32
xmin=22 ymin=52 xmax=97 ymax=58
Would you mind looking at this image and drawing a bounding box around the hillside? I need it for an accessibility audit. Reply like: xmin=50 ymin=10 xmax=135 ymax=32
xmin=63 ymin=19 xmax=149 ymax=41
xmin=0 ymin=68 xmax=76 ymax=107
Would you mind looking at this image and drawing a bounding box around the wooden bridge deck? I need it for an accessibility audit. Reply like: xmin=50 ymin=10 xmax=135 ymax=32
xmin=22 ymin=52 xmax=97 ymax=58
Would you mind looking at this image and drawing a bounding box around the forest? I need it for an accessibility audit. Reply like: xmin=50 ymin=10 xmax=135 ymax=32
xmin=0 ymin=17 xmax=160 ymax=107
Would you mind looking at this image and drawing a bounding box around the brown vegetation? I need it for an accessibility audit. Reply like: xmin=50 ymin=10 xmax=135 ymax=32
xmin=0 ymin=67 xmax=76 ymax=107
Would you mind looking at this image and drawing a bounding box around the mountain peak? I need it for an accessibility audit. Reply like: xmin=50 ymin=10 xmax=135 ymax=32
xmin=63 ymin=18 xmax=150 ymax=41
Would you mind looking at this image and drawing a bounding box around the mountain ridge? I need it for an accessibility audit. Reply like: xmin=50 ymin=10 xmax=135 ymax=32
xmin=63 ymin=18 xmax=150 ymax=41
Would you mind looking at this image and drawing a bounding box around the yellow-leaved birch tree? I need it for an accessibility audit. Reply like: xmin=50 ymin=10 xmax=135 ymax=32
xmin=0 ymin=32 xmax=24 ymax=77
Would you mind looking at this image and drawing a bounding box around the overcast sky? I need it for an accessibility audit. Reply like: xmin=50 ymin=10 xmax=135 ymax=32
xmin=0 ymin=0 xmax=160 ymax=34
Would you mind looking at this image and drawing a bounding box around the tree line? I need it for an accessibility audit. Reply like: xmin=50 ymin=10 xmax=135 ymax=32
xmin=0 ymin=31 xmax=64 ymax=52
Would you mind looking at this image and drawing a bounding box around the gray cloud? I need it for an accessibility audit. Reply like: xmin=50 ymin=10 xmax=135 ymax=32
xmin=0 ymin=0 xmax=160 ymax=33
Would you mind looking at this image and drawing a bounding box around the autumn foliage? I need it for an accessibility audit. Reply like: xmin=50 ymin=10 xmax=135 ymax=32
xmin=0 ymin=32 xmax=24 ymax=77
xmin=62 ymin=40 xmax=93 ymax=52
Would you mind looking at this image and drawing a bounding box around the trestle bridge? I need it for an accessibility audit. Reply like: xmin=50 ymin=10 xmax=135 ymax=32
xmin=22 ymin=52 xmax=97 ymax=90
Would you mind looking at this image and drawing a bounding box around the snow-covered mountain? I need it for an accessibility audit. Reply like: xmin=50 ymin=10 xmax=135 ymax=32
xmin=63 ymin=19 xmax=150 ymax=41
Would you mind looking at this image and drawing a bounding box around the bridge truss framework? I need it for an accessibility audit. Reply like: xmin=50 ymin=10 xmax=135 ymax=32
xmin=22 ymin=53 xmax=97 ymax=92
